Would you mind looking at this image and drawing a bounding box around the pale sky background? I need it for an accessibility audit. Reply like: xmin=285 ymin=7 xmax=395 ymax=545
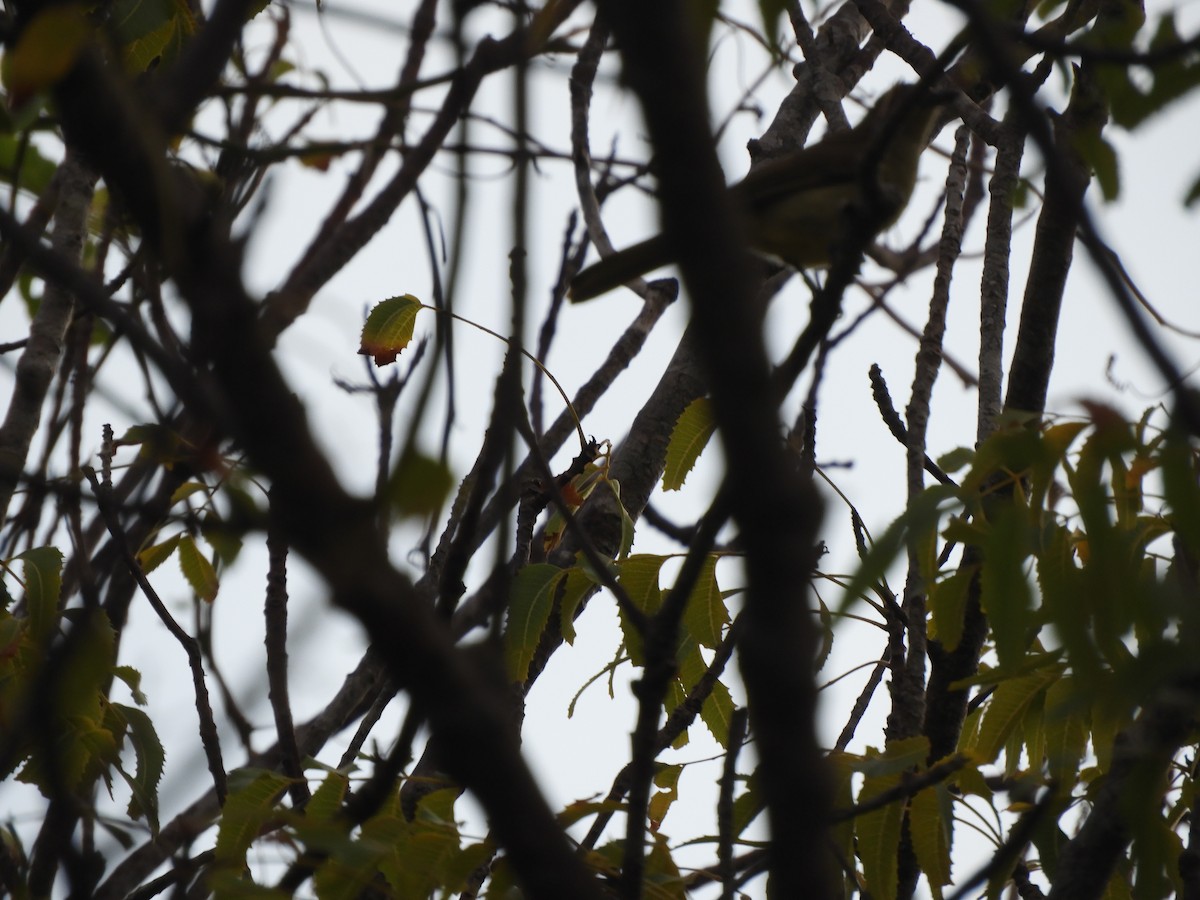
xmin=4 ymin=0 xmax=1200 ymax=895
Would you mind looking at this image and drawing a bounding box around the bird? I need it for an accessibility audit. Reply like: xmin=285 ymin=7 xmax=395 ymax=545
xmin=568 ymin=82 xmax=950 ymax=302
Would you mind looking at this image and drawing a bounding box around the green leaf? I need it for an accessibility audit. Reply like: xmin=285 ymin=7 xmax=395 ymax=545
xmin=359 ymin=295 xmax=423 ymax=366
xmin=214 ymin=769 xmax=294 ymax=866
xmin=558 ymin=565 xmax=594 ymax=646
xmin=0 ymin=136 xmax=58 ymax=196
xmin=20 ymin=546 xmax=64 ymax=644
xmin=910 ymin=784 xmax=953 ymax=899
xmin=110 ymin=0 xmax=196 ymax=73
xmin=176 ymin=535 xmax=218 ymax=602
xmin=973 ymin=667 xmax=1061 ymax=763
xmin=857 ymin=773 xmax=905 ymax=900
xmin=681 ymin=555 xmax=726 ymax=649
xmin=616 ymin=554 xmax=667 ymax=666
xmin=928 ymin=563 xmax=977 ymax=653
xmin=112 ymin=665 xmax=148 ymax=705
xmin=113 ymin=703 xmax=164 ymax=834
xmin=137 ymin=534 xmax=180 ymax=575
xmin=979 ymin=504 xmax=1034 ymax=671
xmin=307 ymin=771 xmax=349 ymax=823
xmin=662 ymin=397 xmax=715 ymax=491
xmin=648 ymin=764 xmax=682 ymax=830
xmin=387 ymin=450 xmax=454 ymax=519
xmin=1044 ymin=675 xmax=1089 ymax=784
xmin=839 ymin=484 xmax=961 ymax=613
xmin=505 ymin=564 xmax=564 ymax=683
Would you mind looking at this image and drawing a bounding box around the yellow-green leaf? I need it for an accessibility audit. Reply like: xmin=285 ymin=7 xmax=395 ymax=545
xmin=910 ymin=784 xmax=953 ymax=899
xmin=359 ymin=295 xmax=422 ymax=366
xmin=3 ymin=4 xmax=91 ymax=105
xmin=177 ymin=535 xmax=218 ymax=602
xmin=662 ymin=397 xmax=715 ymax=491
xmin=137 ymin=534 xmax=180 ymax=575
xmin=681 ymin=554 xmax=726 ymax=649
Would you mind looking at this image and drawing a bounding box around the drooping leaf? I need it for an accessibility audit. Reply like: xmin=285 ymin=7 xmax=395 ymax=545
xmin=648 ymin=764 xmax=682 ymax=831
xmin=616 ymin=554 xmax=667 ymax=666
xmin=910 ymin=784 xmax=954 ymax=899
xmin=112 ymin=703 xmax=165 ymax=835
xmin=681 ymin=554 xmax=726 ymax=650
xmin=176 ymin=535 xmax=219 ymax=602
xmin=974 ymin=667 xmax=1061 ymax=763
xmin=20 ymin=546 xmax=64 ymax=644
xmin=505 ymin=564 xmax=564 ymax=683
xmin=559 ymin=564 xmax=594 ymax=646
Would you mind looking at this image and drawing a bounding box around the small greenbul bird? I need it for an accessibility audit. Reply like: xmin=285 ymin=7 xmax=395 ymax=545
xmin=569 ymin=82 xmax=951 ymax=302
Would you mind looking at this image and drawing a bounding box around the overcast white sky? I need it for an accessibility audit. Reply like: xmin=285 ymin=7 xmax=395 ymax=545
xmin=5 ymin=0 xmax=1200 ymax=895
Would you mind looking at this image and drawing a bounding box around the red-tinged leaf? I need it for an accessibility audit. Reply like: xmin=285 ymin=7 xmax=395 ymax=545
xmin=359 ymin=295 xmax=422 ymax=366
xmin=177 ymin=535 xmax=218 ymax=602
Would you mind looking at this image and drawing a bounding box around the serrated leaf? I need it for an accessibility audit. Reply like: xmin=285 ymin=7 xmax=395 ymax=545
xmin=176 ymin=535 xmax=218 ymax=602
xmin=616 ymin=554 xmax=667 ymax=666
xmin=857 ymin=771 xmax=906 ymax=900
xmin=359 ymin=295 xmax=423 ymax=366
xmin=307 ymin=771 xmax=349 ymax=823
xmin=559 ymin=565 xmax=593 ymax=645
xmin=681 ymin=555 xmax=726 ymax=649
xmin=928 ymin=563 xmax=977 ymax=653
xmin=662 ymin=397 xmax=715 ymax=491
xmin=700 ymin=678 xmax=735 ymax=749
xmin=214 ymin=769 xmax=293 ymax=866
xmin=137 ymin=534 xmax=180 ymax=575
xmin=648 ymin=764 xmax=681 ymax=831
xmin=979 ymin=504 xmax=1034 ymax=670
xmin=910 ymin=784 xmax=953 ymax=899
xmin=113 ymin=703 xmax=164 ymax=834
xmin=974 ymin=668 xmax=1061 ymax=763
xmin=112 ymin=665 xmax=148 ymax=705
xmin=505 ymin=564 xmax=564 ymax=683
